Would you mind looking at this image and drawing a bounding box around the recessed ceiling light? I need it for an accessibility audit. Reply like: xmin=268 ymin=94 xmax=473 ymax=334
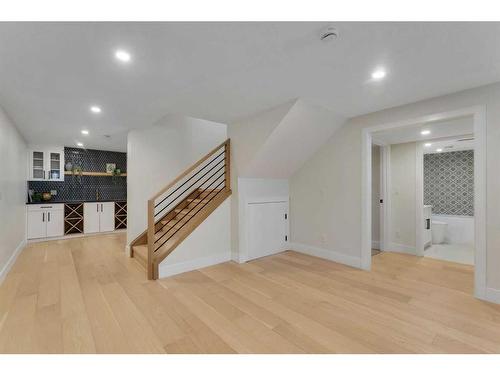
xmin=90 ymin=105 xmax=101 ymax=114
xmin=115 ymin=49 xmax=131 ymax=63
xmin=81 ymin=130 xmax=89 ymax=135
xmin=424 ymin=143 xmax=432 ymax=147
xmin=436 ymin=148 xmax=443 ymax=152
xmin=76 ymin=142 xmax=84 ymax=147
xmin=420 ymin=130 xmax=431 ymax=135
xmin=371 ymin=69 xmax=386 ymax=80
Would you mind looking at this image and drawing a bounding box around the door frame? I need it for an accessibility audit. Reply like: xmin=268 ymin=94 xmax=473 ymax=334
xmin=361 ymin=105 xmax=487 ymax=300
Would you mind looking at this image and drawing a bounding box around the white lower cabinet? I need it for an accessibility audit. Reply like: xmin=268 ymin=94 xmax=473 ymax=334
xmin=84 ymin=202 xmax=115 ymax=234
xmin=27 ymin=204 xmax=64 ymax=239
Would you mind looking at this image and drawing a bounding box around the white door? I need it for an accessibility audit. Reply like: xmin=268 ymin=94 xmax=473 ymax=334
xmin=46 ymin=209 xmax=64 ymax=237
xmin=84 ymin=202 xmax=100 ymax=234
xmin=27 ymin=210 xmax=46 ymax=239
xmin=99 ymin=202 xmax=115 ymax=232
xmin=247 ymin=201 xmax=288 ymax=261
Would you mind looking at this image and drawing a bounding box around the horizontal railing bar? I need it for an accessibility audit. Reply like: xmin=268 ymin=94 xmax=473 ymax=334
xmin=154 ymin=155 xmax=225 ymax=219
xmin=154 ymin=169 xmax=225 ymax=242
xmin=154 ymin=163 xmax=226 ymax=234
xmin=149 ymin=139 xmax=229 ymax=202
xmin=154 ymin=150 xmax=225 ymax=210
xmin=154 ymin=178 xmax=226 ymax=251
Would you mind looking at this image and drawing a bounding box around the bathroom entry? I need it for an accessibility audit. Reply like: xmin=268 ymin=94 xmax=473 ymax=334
xmin=370 ymin=114 xmax=476 ymax=266
xmin=364 ymin=108 xmax=486 ymax=298
xmin=422 ymin=138 xmax=475 ymax=265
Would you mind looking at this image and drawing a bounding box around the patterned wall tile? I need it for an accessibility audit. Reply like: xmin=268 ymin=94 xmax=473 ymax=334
xmin=424 ymin=150 xmax=473 ymax=216
xmin=28 ymin=147 xmax=127 ymax=203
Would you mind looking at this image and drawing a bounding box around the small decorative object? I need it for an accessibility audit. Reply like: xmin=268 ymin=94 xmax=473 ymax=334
xmin=65 ymin=161 xmax=73 ymax=171
xmin=112 ymin=168 xmax=121 ymax=183
xmin=72 ymin=166 xmax=83 ymax=183
xmin=106 ymin=163 xmax=116 ymax=174
xmin=33 ymin=192 xmax=42 ymax=202
xmin=42 ymin=192 xmax=52 ymax=201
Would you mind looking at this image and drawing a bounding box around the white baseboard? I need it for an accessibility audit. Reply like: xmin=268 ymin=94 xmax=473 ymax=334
xmin=371 ymin=240 xmax=380 ymax=250
xmin=290 ymin=242 xmax=362 ymax=269
xmin=158 ymin=252 xmax=232 ymax=278
xmin=485 ymin=287 xmax=500 ymax=305
xmin=28 ymin=229 xmax=126 ymax=243
xmin=385 ymin=242 xmax=416 ymax=255
xmin=0 ymin=239 xmax=26 ymax=285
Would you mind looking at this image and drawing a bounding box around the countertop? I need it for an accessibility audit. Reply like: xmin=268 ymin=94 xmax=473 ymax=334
xmin=26 ymin=199 xmax=126 ymax=205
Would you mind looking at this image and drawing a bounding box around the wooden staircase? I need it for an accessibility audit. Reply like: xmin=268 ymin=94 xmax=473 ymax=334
xmin=130 ymin=140 xmax=231 ymax=279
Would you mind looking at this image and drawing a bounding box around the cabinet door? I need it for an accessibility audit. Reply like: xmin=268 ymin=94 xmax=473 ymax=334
xmin=47 ymin=149 xmax=64 ymax=181
xmin=46 ymin=209 xmax=64 ymax=237
xmin=99 ymin=202 xmax=115 ymax=232
xmin=29 ymin=150 xmax=46 ymax=180
xmin=27 ymin=210 xmax=46 ymax=239
xmin=84 ymin=203 xmax=100 ymax=234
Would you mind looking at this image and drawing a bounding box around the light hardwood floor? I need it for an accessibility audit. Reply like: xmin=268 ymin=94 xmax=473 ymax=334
xmin=1 ymin=233 xmax=500 ymax=353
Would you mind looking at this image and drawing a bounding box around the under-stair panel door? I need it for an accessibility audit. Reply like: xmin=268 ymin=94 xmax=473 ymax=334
xmin=247 ymin=201 xmax=288 ymax=261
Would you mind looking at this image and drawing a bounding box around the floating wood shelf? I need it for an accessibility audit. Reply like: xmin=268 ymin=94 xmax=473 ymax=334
xmin=64 ymin=171 xmax=127 ymax=177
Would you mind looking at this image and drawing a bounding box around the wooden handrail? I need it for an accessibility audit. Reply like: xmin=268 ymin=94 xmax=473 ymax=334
xmin=148 ymin=139 xmax=230 ymax=203
xmin=144 ymin=138 xmax=231 ymax=280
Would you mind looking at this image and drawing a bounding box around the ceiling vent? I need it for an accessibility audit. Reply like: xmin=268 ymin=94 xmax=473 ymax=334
xmin=320 ymin=26 xmax=339 ymax=42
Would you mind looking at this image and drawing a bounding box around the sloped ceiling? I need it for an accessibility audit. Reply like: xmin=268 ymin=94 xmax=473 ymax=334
xmin=234 ymin=99 xmax=346 ymax=179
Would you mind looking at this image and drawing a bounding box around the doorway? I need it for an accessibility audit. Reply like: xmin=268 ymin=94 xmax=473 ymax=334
xmin=362 ymin=106 xmax=486 ymax=300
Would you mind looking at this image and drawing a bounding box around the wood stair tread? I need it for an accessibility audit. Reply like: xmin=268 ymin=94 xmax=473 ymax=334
xmin=153 ymin=190 xmax=230 ymax=259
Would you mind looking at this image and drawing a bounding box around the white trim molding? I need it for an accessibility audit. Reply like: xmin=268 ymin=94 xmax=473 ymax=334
xmin=290 ymin=242 xmax=362 ymax=269
xmin=159 ymin=252 xmax=231 ymax=278
xmin=0 ymin=239 xmax=26 ymax=285
xmin=385 ymin=243 xmax=416 ymax=255
xmin=486 ymin=288 xmax=500 ymax=305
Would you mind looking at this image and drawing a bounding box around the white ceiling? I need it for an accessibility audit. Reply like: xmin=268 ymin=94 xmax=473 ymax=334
xmin=0 ymin=22 xmax=500 ymax=151
xmin=372 ymin=116 xmax=473 ymax=145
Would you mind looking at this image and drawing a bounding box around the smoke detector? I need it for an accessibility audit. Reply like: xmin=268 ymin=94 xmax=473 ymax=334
xmin=320 ymin=26 xmax=339 ymax=42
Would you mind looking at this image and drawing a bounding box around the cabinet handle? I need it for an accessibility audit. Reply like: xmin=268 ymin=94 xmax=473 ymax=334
xmin=48 ymin=212 xmax=51 ymax=222
xmin=97 ymin=204 xmax=99 ymax=212
xmin=43 ymin=170 xmax=46 ymax=179
xmin=101 ymin=204 xmax=103 ymax=212
xmin=42 ymin=212 xmax=45 ymax=222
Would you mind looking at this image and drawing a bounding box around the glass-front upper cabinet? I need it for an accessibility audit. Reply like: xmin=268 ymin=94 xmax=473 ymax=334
xmin=28 ymin=146 xmax=64 ymax=181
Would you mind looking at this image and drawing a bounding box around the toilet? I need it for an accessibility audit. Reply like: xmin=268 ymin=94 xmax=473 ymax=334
xmin=432 ymin=221 xmax=448 ymax=244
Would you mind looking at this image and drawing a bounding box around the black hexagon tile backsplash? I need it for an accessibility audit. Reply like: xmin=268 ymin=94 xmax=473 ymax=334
xmin=28 ymin=147 xmax=127 ymax=202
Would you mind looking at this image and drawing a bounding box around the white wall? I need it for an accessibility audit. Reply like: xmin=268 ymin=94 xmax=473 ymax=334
xmin=389 ymin=142 xmax=417 ymax=253
xmin=371 ymin=145 xmax=380 ymax=248
xmin=228 ymin=99 xmax=343 ymax=260
xmin=0 ymin=106 xmax=27 ymax=282
xmin=159 ymin=199 xmax=231 ymax=277
xmin=235 ymin=177 xmax=289 ymax=262
xmin=127 ymin=114 xmax=227 ymax=246
xmin=432 ymin=214 xmax=474 ymax=245
xmin=289 ymin=82 xmax=500 ymax=294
